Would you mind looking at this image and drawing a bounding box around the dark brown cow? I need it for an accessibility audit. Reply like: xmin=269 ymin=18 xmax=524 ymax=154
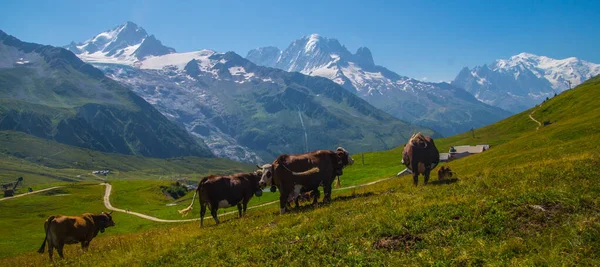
xmin=402 ymin=133 xmax=440 ymax=185
xmin=258 ymin=147 xmax=354 ymax=214
xmin=437 ymin=166 xmax=453 ymax=180
xmin=178 ymin=171 xmax=264 ymax=227
xmin=37 ymin=212 xmax=115 ymax=260
xmin=287 ymin=147 xmax=354 ymax=209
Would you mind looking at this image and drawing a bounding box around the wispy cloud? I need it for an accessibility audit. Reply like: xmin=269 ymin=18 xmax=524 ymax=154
xmin=421 ymin=77 xmax=428 ymax=81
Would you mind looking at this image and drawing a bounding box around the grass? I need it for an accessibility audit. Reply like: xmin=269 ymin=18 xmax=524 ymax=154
xmin=1 ymin=76 xmax=599 ymax=265
xmin=0 ymin=183 xmax=168 ymax=258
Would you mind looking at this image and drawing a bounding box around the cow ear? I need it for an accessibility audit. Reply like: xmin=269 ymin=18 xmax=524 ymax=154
xmin=256 ymin=165 xmax=261 ymax=169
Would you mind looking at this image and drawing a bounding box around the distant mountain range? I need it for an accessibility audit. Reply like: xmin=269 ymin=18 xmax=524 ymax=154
xmin=0 ymin=30 xmax=213 ymax=158
xmin=64 ymin=22 xmax=433 ymax=163
xmin=452 ymin=52 xmax=600 ymax=112
xmin=246 ymin=34 xmax=511 ymax=136
xmin=66 ymin=21 xmax=175 ymax=64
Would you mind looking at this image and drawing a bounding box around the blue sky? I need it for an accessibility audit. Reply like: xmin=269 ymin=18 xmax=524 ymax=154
xmin=1 ymin=0 xmax=598 ymax=81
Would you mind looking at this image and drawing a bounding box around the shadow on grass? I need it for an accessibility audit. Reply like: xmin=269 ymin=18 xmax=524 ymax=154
xmin=40 ymin=188 xmax=70 ymax=196
xmin=284 ymin=192 xmax=378 ymax=214
xmin=333 ymin=192 xmax=376 ymax=202
xmin=429 ymin=178 xmax=459 ymax=185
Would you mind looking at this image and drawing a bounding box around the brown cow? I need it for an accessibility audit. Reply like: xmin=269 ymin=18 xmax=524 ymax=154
xmin=402 ymin=133 xmax=440 ymax=186
xmin=37 ymin=211 xmax=115 ymax=260
xmin=258 ymin=147 xmax=354 ymax=214
xmin=437 ymin=166 xmax=453 ymax=180
xmin=178 ymin=171 xmax=264 ymax=227
xmin=286 ymin=147 xmax=354 ymax=209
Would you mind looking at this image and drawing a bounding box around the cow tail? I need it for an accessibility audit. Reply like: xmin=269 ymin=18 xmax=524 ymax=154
xmin=291 ymin=167 xmax=320 ymax=176
xmin=37 ymin=216 xmax=55 ymax=253
xmin=335 ymin=176 xmax=341 ymax=188
xmin=178 ymin=189 xmax=198 ymax=216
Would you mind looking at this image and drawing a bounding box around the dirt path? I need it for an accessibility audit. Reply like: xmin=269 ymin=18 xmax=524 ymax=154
xmin=529 ymin=109 xmax=542 ymax=130
xmin=101 ymin=183 xmax=280 ymax=223
xmin=101 ymin=176 xmax=398 ymax=223
xmin=0 ymin=186 xmax=63 ymax=201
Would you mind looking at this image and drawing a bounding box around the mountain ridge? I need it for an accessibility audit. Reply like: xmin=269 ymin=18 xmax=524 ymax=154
xmin=0 ymin=29 xmax=213 ymax=158
xmin=65 ymin=21 xmax=176 ymax=64
xmin=246 ymin=34 xmax=511 ymax=136
xmin=67 ymin=24 xmax=436 ymax=163
xmin=452 ymin=52 xmax=600 ymax=112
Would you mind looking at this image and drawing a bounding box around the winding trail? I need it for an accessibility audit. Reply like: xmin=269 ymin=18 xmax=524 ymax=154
xmin=529 ymin=108 xmax=542 ymax=130
xmin=100 ymin=176 xmax=397 ymax=223
xmin=102 ymin=183 xmax=277 ymax=223
xmin=0 ymin=186 xmax=64 ymax=202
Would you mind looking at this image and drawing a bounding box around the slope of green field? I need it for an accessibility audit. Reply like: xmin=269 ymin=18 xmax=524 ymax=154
xmin=0 ymin=183 xmax=175 ymax=258
xmin=1 ymin=76 xmax=599 ymax=265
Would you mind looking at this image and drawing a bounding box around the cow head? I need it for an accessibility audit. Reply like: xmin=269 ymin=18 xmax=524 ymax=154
xmin=99 ymin=211 xmax=115 ymax=233
xmin=335 ymin=147 xmax=354 ymax=176
xmin=257 ymin=164 xmax=275 ymax=189
xmin=252 ymin=169 xmax=264 ymax=197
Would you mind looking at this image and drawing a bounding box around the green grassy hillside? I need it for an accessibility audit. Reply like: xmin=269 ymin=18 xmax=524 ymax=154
xmin=1 ymin=76 xmax=599 ymax=265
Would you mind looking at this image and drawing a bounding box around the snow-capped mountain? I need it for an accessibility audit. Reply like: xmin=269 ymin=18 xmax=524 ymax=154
xmin=245 ymin=46 xmax=281 ymax=68
xmin=68 ymin=24 xmax=432 ymax=163
xmin=247 ymin=34 xmax=510 ymax=136
xmin=452 ymin=53 xmax=600 ymax=112
xmin=65 ymin=21 xmax=175 ymax=64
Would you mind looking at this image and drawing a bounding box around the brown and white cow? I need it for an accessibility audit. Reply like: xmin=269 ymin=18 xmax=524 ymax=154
xmin=178 ymin=171 xmax=264 ymax=227
xmin=37 ymin=212 xmax=115 ymax=260
xmin=258 ymin=147 xmax=354 ymax=214
xmin=402 ymin=133 xmax=440 ymax=185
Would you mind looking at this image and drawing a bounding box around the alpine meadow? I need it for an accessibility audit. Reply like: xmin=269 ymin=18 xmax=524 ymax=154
xmin=1 ymin=1 xmax=599 ymax=266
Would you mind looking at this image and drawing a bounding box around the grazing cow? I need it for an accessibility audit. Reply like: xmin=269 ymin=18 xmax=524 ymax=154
xmin=178 ymin=171 xmax=264 ymax=227
xmin=37 ymin=212 xmax=115 ymax=260
xmin=437 ymin=166 xmax=453 ymax=180
xmin=402 ymin=133 xmax=440 ymax=185
xmin=258 ymin=147 xmax=354 ymax=214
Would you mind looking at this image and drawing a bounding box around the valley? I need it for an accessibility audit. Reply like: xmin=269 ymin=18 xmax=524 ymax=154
xmin=1 ymin=3 xmax=599 ymax=264
xmin=1 ymin=75 xmax=598 ymax=265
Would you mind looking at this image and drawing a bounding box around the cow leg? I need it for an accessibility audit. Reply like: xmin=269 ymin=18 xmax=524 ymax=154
xmin=242 ymin=201 xmax=248 ymax=216
xmin=279 ymin=194 xmax=287 ymax=214
xmin=237 ymin=203 xmax=243 ymax=218
xmin=47 ymin=241 xmax=54 ymax=260
xmin=424 ymin=169 xmax=431 ymax=185
xmin=81 ymin=241 xmax=89 ymax=251
xmin=56 ymin=241 xmax=65 ymax=259
xmin=200 ymin=203 xmax=207 ymax=227
xmin=211 ymin=206 xmax=220 ymax=225
xmin=312 ymin=189 xmax=320 ymax=206
xmin=323 ymin=184 xmax=332 ymax=204
xmin=412 ymin=161 xmax=419 ymax=186
xmin=294 ymin=196 xmax=300 ymax=209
